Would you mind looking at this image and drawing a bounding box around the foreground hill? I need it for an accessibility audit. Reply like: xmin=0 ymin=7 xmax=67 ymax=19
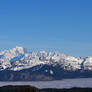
xmin=0 ymin=86 xmax=92 ymax=92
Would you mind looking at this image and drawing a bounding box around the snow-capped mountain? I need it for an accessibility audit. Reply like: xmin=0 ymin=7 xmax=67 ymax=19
xmin=0 ymin=46 xmax=92 ymax=71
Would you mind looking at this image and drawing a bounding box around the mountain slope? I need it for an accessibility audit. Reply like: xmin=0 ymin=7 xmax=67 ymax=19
xmin=0 ymin=46 xmax=92 ymax=71
xmin=0 ymin=46 xmax=92 ymax=81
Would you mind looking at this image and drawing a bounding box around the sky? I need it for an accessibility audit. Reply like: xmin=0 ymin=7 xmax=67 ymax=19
xmin=0 ymin=0 xmax=92 ymax=57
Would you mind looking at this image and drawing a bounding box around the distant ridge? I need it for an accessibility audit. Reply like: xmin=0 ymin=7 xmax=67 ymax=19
xmin=0 ymin=46 xmax=92 ymax=81
xmin=0 ymin=46 xmax=91 ymax=71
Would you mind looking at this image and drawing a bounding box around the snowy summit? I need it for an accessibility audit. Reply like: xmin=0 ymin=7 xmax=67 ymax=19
xmin=0 ymin=46 xmax=92 ymax=71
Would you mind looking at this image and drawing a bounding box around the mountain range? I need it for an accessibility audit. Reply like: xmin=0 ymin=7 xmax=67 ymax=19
xmin=0 ymin=46 xmax=92 ymax=81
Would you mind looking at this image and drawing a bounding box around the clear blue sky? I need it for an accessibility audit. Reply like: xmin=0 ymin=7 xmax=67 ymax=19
xmin=0 ymin=0 xmax=92 ymax=57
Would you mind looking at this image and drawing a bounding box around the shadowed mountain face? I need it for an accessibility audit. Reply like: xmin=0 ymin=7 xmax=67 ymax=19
xmin=0 ymin=86 xmax=92 ymax=92
xmin=0 ymin=64 xmax=92 ymax=81
xmin=0 ymin=46 xmax=92 ymax=81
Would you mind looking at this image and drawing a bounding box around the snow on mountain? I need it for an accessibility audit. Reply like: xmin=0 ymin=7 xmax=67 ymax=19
xmin=84 ymin=57 xmax=92 ymax=70
xmin=0 ymin=46 xmax=92 ymax=71
xmin=0 ymin=46 xmax=27 ymax=70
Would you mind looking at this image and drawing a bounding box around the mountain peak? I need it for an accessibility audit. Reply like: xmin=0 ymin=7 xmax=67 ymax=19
xmin=0 ymin=46 xmax=92 ymax=71
xmin=14 ymin=46 xmax=27 ymax=54
xmin=16 ymin=46 xmax=24 ymax=49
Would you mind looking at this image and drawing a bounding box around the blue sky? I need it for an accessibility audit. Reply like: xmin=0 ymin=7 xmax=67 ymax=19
xmin=0 ymin=0 xmax=92 ymax=57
